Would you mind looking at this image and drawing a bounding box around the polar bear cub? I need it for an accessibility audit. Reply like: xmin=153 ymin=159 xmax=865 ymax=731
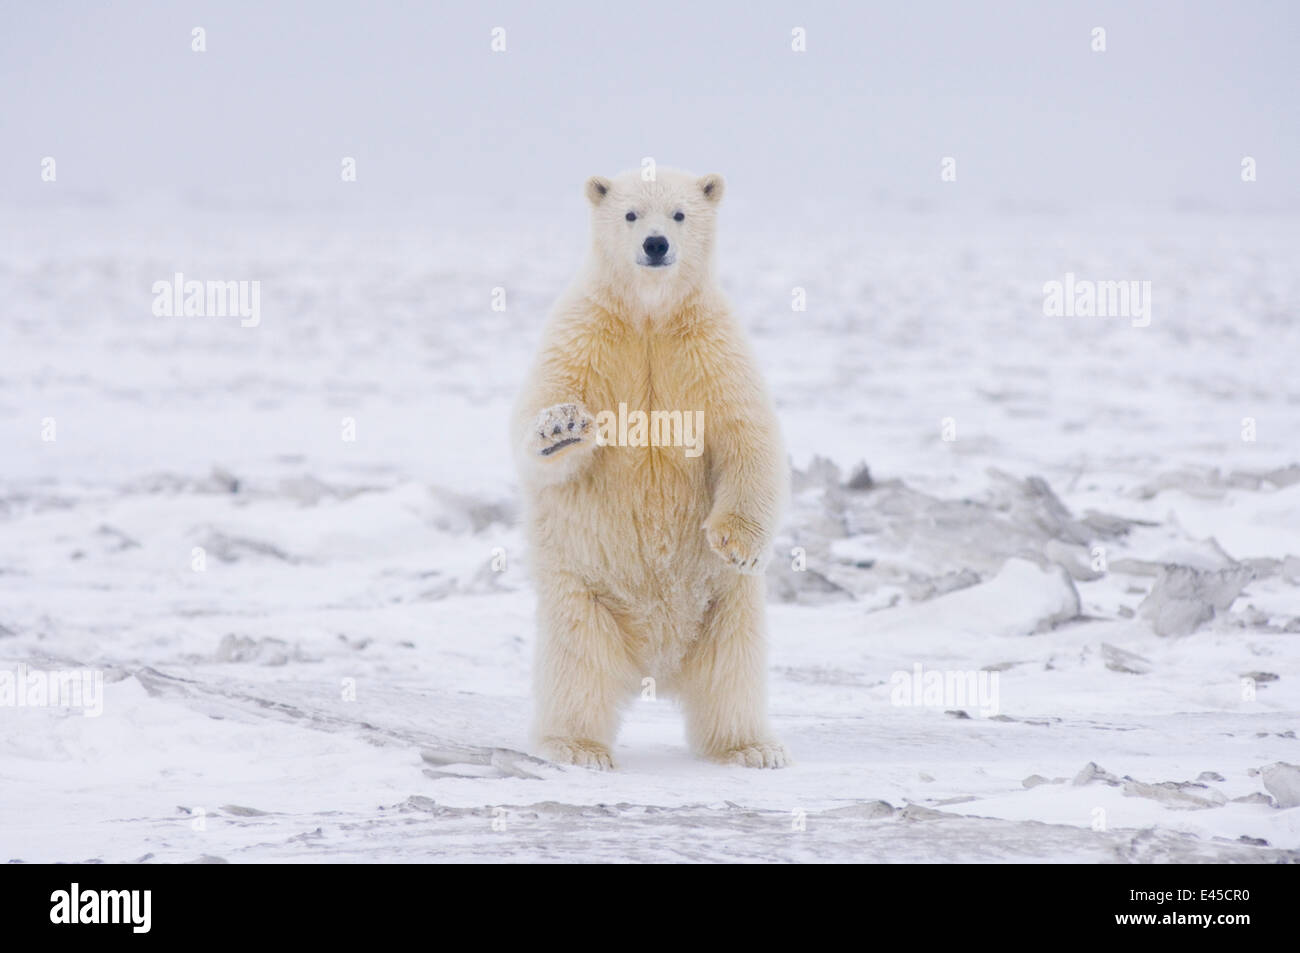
xmin=513 ymin=168 xmax=789 ymax=769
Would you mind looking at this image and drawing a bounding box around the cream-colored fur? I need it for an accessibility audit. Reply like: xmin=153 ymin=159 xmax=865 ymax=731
xmin=513 ymin=168 xmax=789 ymax=770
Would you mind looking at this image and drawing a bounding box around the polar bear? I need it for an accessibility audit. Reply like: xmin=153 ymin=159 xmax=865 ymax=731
xmin=513 ymin=168 xmax=789 ymax=769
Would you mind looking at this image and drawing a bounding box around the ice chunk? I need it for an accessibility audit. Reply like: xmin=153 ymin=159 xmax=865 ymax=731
xmin=1138 ymin=565 xmax=1254 ymax=636
xmin=1260 ymin=762 xmax=1300 ymax=809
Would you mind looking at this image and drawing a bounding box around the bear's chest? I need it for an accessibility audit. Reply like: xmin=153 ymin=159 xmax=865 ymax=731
xmin=587 ymin=338 xmax=697 ymax=408
xmin=585 ymin=344 xmax=708 ymax=476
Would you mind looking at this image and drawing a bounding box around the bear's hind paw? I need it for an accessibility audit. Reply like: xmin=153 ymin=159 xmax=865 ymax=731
xmin=721 ymin=741 xmax=790 ymax=769
xmin=539 ymin=736 xmax=615 ymax=770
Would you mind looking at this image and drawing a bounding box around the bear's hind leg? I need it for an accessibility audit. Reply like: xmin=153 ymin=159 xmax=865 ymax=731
xmin=678 ymin=574 xmax=789 ymax=768
xmin=533 ymin=575 xmax=636 ymax=770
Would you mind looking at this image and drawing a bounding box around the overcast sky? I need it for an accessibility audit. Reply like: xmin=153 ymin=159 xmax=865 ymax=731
xmin=2 ymin=0 xmax=1296 ymax=219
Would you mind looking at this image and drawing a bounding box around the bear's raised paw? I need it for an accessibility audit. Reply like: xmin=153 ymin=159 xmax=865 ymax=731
xmin=532 ymin=403 xmax=595 ymax=458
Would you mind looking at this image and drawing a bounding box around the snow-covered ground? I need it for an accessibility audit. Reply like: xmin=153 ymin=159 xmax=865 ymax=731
xmin=2 ymin=198 xmax=1298 ymax=862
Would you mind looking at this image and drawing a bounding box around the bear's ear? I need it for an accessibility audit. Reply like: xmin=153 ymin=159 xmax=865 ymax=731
xmin=584 ymin=176 xmax=612 ymax=206
xmin=698 ymin=174 xmax=725 ymax=205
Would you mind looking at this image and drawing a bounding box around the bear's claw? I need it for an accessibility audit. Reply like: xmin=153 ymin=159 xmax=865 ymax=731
xmin=704 ymin=513 xmax=770 ymax=575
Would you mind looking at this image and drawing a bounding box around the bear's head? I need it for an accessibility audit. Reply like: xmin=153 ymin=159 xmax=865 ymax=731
xmin=582 ymin=167 xmax=725 ymax=313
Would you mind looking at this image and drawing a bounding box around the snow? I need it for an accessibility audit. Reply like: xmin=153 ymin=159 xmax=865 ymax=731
xmin=2 ymin=198 xmax=1299 ymax=863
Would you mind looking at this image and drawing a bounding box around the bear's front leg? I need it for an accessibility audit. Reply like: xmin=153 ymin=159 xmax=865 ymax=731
xmin=533 ymin=573 xmax=635 ymax=770
xmin=678 ymin=573 xmax=789 ymax=768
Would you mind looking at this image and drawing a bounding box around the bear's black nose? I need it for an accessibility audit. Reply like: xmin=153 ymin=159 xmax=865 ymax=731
xmin=642 ymin=236 xmax=669 ymax=260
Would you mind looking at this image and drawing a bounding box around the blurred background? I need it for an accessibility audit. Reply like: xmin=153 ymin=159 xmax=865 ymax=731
xmin=4 ymin=0 xmax=1299 ymax=218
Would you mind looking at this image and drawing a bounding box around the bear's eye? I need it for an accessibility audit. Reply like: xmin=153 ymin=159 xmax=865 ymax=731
xmin=673 ymin=211 xmax=685 ymax=222
xmin=625 ymin=211 xmax=637 ymax=222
